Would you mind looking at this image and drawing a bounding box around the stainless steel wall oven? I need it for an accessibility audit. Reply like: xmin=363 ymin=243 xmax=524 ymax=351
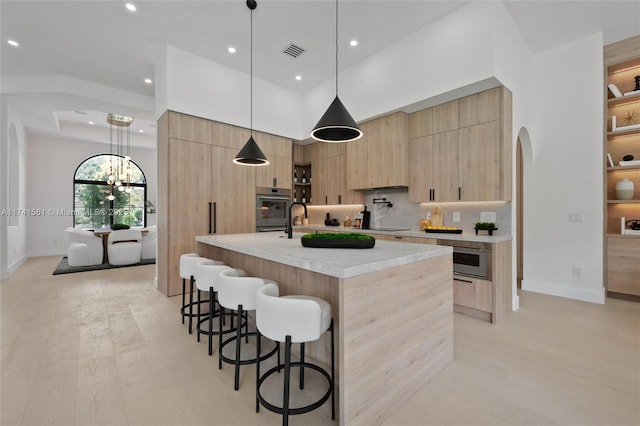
xmin=256 ymin=187 xmax=291 ymax=232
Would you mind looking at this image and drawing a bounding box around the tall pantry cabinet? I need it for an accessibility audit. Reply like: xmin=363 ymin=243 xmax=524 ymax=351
xmin=157 ymin=111 xmax=291 ymax=296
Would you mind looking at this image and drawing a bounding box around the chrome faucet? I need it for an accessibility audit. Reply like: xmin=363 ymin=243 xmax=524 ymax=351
xmin=287 ymin=202 xmax=307 ymax=239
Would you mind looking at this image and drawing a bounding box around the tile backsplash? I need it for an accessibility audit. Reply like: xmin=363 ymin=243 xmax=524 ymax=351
xmin=304 ymin=187 xmax=511 ymax=236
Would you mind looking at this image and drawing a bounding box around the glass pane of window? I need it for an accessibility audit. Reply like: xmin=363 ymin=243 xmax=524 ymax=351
xmin=73 ymin=154 xmax=147 ymax=228
xmin=113 ymin=187 xmax=145 ymax=227
xmin=74 ymin=183 xmax=111 ymax=229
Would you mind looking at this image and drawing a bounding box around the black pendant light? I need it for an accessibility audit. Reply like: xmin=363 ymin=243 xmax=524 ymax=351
xmin=310 ymin=0 xmax=362 ymax=143
xmin=234 ymin=0 xmax=269 ymax=166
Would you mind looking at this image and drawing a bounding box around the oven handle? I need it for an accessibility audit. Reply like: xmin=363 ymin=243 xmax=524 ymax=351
xmin=453 ymin=277 xmax=473 ymax=284
xmin=257 ymin=195 xmax=291 ymax=201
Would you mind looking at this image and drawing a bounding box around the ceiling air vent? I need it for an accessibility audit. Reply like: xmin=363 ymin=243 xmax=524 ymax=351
xmin=282 ymin=43 xmax=305 ymax=58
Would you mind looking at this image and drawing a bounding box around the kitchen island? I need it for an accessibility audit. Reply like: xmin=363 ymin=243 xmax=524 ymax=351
xmin=196 ymin=232 xmax=453 ymax=425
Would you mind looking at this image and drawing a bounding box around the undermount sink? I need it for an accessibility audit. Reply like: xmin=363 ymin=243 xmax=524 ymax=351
xmin=367 ymin=227 xmax=411 ymax=232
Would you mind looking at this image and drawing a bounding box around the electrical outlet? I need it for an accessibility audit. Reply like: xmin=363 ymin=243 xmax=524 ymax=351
xmin=572 ymin=267 xmax=582 ymax=278
xmin=480 ymin=212 xmax=496 ymax=223
xmin=453 ymin=212 xmax=460 ymax=222
xmin=568 ymin=213 xmax=582 ymax=222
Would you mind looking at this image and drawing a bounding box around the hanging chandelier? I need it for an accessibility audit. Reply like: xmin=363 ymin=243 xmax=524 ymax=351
xmin=106 ymin=113 xmax=134 ymax=201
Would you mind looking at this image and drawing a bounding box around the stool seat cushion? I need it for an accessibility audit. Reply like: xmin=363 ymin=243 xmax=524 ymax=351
xmin=194 ymin=260 xmax=228 ymax=291
xmin=282 ymin=295 xmax=332 ymax=334
xmin=180 ymin=253 xmax=206 ymax=279
xmin=256 ymin=284 xmax=332 ymax=343
xmin=217 ymin=269 xmax=262 ymax=311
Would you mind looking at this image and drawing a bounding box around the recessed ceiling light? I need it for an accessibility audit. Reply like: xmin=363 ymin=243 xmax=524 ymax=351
xmin=228 ymin=46 xmax=237 ymax=54
xmin=295 ymin=75 xmax=302 ymax=81
xmin=350 ymin=40 xmax=358 ymax=47
xmin=144 ymin=78 xmax=152 ymax=84
xmin=138 ymin=129 xmax=144 ymax=133
xmin=88 ymin=121 xmax=95 ymax=125
xmin=7 ymin=39 xmax=19 ymax=47
xmin=125 ymin=3 xmax=136 ymax=12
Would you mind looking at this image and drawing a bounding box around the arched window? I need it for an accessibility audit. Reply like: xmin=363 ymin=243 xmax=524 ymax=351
xmin=73 ymin=154 xmax=147 ymax=229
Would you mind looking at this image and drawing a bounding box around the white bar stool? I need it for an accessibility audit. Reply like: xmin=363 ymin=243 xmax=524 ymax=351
xmin=217 ymin=269 xmax=279 ymax=391
xmin=179 ymin=253 xmax=208 ymax=334
xmin=194 ymin=259 xmax=233 ymax=355
xmin=255 ymin=283 xmax=335 ymax=426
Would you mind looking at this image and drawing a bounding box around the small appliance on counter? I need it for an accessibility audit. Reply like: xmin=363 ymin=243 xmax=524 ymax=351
xmin=324 ymin=212 xmax=340 ymax=226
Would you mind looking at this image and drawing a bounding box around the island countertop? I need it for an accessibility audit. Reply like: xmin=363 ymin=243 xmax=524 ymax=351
xmin=196 ymin=232 xmax=452 ymax=279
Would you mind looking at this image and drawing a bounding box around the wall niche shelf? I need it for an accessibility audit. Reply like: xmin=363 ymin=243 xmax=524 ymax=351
xmin=604 ymin=37 xmax=640 ymax=300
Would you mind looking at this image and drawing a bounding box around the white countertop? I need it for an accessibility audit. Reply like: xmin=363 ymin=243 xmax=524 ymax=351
xmin=294 ymin=225 xmax=512 ymax=243
xmin=196 ymin=232 xmax=452 ymax=279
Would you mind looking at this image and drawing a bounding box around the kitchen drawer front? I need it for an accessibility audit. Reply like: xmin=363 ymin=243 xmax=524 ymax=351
xmin=453 ymin=275 xmax=492 ymax=313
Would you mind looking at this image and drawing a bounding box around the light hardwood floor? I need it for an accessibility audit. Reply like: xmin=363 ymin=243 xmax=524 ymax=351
xmin=1 ymin=256 xmax=638 ymax=426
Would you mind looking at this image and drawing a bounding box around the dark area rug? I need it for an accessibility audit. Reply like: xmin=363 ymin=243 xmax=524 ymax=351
xmin=53 ymin=256 xmax=156 ymax=275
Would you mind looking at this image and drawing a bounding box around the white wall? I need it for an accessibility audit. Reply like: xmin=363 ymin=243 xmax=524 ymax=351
xmin=156 ymin=45 xmax=304 ymax=140
xmin=26 ymin=135 xmax=157 ymax=257
xmin=523 ymin=33 xmax=605 ymax=303
xmin=301 ymin=1 xmax=497 ymax=135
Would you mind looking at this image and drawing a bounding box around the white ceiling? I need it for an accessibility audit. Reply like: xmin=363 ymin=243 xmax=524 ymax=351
xmin=1 ymin=0 xmax=639 ymax=146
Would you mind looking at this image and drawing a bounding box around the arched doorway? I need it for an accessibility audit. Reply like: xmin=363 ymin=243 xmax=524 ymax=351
xmin=517 ymin=128 xmax=533 ymax=289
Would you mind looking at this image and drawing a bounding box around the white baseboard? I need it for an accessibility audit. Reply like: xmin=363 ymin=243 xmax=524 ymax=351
xmin=1 ymin=255 xmax=28 ymax=280
xmin=522 ymin=279 xmax=605 ymax=304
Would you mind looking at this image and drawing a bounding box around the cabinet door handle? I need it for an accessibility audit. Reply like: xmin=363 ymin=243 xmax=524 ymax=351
xmin=209 ymin=202 xmax=217 ymax=234
xmin=394 ymin=236 xmax=403 ymax=240
xmin=453 ymin=277 xmax=473 ymax=284
xmin=458 ymin=187 xmax=461 ymax=200
xmin=338 ymin=194 xmax=342 ymax=205
xmin=272 ymin=178 xmax=277 ymax=188
xmin=325 ymin=195 xmax=328 ymax=205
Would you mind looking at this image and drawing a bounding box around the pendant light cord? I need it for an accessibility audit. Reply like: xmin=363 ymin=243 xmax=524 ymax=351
xmin=335 ymin=0 xmax=338 ymax=96
xmin=250 ymin=7 xmax=253 ymax=136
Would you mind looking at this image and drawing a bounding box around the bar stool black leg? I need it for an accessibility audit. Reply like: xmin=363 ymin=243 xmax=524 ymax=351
xmin=188 ymin=276 xmax=194 ymax=334
xmin=208 ymin=287 xmax=214 ymax=356
xmin=256 ymin=330 xmax=262 ymax=413
xmin=196 ymin=289 xmax=201 ymax=342
xmin=283 ymin=336 xmax=292 ymax=426
xmin=181 ymin=278 xmax=187 ymax=324
xmin=299 ymin=342 xmax=305 ymax=390
xmin=234 ymin=305 xmax=244 ymax=391
xmin=330 ymin=320 xmax=335 ymax=420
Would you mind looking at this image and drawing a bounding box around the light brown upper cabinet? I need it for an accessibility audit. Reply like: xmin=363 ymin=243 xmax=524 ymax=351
xmin=346 ymin=112 xmax=409 ymax=190
xmin=168 ymin=111 xmax=211 ymax=144
xmin=409 ymin=132 xmax=459 ymax=202
xmin=458 ymin=120 xmax=501 ymax=201
xmin=458 ymin=88 xmax=500 ymax=127
xmin=307 ymin=142 xmax=364 ymax=205
xmin=253 ymin=132 xmax=292 ymax=189
xmin=432 ymin=100 xmax=458 ymax=134
xmin=408 ymin=87 xmax=512 ymax=202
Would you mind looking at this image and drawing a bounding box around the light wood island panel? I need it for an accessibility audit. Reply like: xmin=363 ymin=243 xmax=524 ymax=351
xmin=196 ymin=235 xmax=453 ymax=425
